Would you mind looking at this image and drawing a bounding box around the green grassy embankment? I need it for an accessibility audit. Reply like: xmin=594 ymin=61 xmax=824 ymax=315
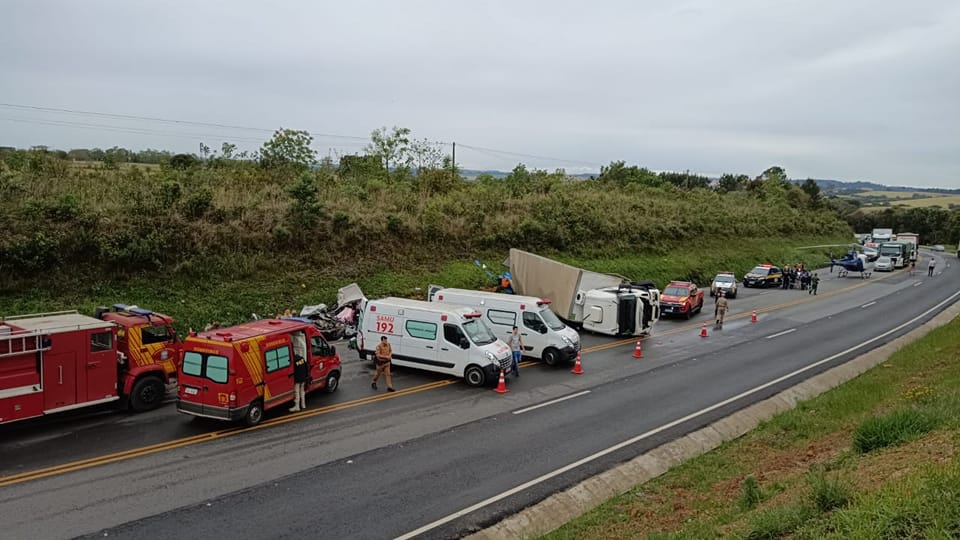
xmin=543 ymin=317 xmax=960 ymax=539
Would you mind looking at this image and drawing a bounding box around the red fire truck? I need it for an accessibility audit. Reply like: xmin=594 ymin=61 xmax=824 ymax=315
xmin=1 ymin=305 xmax=183 ymax=425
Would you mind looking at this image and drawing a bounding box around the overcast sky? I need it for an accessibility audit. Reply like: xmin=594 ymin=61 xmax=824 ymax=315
xmin=2 ymin=1 xmax=958 ymax=187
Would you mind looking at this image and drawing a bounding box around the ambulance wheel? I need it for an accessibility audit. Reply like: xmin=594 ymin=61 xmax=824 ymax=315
xmin=464 ymin=365 xmax=486 ymax=387
xmin=542 ymin=347 xmax=561 ymax=367
xmin=243 ymin=400 xmax=264 ymax=427
xmin=130 ymin=376 xmax=165 ymax=412
xmin=324 ymin=372 xmax=340 ymax=393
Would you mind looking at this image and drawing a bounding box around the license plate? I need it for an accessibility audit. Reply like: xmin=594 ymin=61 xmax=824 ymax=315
xmin=184 ymin=387 xmax=199 ymax=395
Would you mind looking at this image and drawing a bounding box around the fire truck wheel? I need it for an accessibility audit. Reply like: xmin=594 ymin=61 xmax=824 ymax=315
xmin=324 ymin=372 xmax=340 ymax=393
xmin=243 ymin=400 xmax=264 ymax=427
xmin=130 ymin=376 xmax=165 ymax=412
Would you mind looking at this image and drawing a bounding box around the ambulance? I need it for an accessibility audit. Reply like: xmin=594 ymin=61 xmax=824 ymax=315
xmin=357 ymin=298 xmax=512 ymax=386
xmin=176 ymin=318 xmax=341 ymax=426
xmin=427 ymin=287 xmax=580 ymax=366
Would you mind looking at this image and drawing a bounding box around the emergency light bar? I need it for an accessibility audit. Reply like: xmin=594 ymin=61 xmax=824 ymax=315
xmin=537 ymin=298 xmax=552 ymax=306
xmin=464 ymin=312 xmax=482 ymax=319
xmin=130 ymin=307 xmax=153 ymax=317
xmin=112 ymin=303 xmax=129 ymax=311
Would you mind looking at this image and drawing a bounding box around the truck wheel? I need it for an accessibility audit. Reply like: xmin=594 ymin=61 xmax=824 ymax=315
xmin=324 ymin=372 xmax=340 ymax=393
xmin=542 ymin=347 xmax=561 ymax=367
xmin=464 ymin=365 xmax=486 ymax=387
xmin=129 ymin=376 xmax=165 ymax=412
xmin=243 ymin=400 xmax=264 ymax=427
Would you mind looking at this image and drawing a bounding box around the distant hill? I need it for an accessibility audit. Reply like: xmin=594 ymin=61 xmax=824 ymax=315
xmin=797 ymin=179 xmax=960 ymax=195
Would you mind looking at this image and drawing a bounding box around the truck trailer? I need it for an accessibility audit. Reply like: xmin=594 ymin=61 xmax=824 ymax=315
xmin=506 ymin=249 xmax=660 ymax=337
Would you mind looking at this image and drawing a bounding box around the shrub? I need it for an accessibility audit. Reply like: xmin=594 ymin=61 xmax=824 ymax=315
xmin=744 ymin=503 xmax=816 ymax=539
xmin=852 ymin=408 xmax=938 ymax=453
xmin=807 ymin=467 xmax=853 ymax=512
xmin=182 ymin=189 xmax=214 ymax=219
xmin=738 ymin=475 xmax=764 ymax=510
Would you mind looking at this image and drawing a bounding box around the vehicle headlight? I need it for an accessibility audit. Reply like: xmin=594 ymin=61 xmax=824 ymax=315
xmin=485 ymin=351 xmax=496 ymax=362
xmin=561 ymin=335 xmax=572 ymax=344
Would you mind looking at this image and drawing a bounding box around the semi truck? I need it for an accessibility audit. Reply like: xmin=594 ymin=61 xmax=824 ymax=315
xmin=871 ymin=228 xmax=894 ymax=242
xmin=1 ymin=305 xmax=182 ymax=425
xmin=895 ymin=233 xmax=919 ymax=262
xmin=879 ymin=242 xmax=909 ymax=268
xmin=506 ymin=249 xmax=661 ymax=337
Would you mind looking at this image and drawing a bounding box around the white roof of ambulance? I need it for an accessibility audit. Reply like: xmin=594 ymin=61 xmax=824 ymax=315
xmin=374 ymin=297 xmax=476 ymax=316
xmin=436 ymin=288 xmax=547 ymax=304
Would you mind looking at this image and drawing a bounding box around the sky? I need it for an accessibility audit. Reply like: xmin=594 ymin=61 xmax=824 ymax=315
xmin=1 ymin=0 xmax=959 ymax=187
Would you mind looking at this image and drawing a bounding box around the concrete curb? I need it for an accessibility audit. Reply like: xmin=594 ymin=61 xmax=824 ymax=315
xmin=466 ymin=302 xmax=960 ymax=540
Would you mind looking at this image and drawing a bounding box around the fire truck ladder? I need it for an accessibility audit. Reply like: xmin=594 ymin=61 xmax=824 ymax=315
xmin=0 ymin=329 xmax=51 ymax=359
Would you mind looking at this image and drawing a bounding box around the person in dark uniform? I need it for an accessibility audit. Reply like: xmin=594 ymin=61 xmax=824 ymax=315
xmin=290 ymin=354 xmax=309 ymax=412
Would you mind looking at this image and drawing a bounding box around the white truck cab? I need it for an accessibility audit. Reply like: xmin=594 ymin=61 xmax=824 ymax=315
xmin=357 ymin=298 xmax=512 ymax=386
xmin=428 ymin=287 xmax=581 ymax=366
xmin=577 ymin=282 xmax=660 ymax=336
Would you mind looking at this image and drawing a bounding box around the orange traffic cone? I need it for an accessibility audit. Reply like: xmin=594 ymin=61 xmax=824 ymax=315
xmin=632 ymin=340 xmax=643 ymax=359
xmin=493 ymin=368 xmax=509 ymax=394
xmin=751 ymin=310 xmax=758 ymax=323
xmin=571 ymin=352 xmax=584 ymax=374
xmin=700 ymin=322 xmax=708 ymax=338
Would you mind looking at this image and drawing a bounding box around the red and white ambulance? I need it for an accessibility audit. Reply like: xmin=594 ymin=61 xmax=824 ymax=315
xmin=176 ymin=318 xmax=341 ymax=426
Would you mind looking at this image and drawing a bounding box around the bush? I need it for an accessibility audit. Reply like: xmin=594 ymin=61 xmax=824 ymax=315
xmin=744 ymin=503 xmax=815 ymax=539
xmin=852 ymin=408 xmax=938 ymax=453
xmin=738 ymin=475 xmax=764 ymax=510
xmin=182 ymin=189 xmax=214 ymax=219
xmin=807 ymin=467 xmax=853 ymax=512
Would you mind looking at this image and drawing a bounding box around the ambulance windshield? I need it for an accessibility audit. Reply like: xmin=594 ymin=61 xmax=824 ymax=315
xmin=539 ymin=308 xmax=566 ymax=331
xmin=463 ymin=319 xmax=497 ymax=345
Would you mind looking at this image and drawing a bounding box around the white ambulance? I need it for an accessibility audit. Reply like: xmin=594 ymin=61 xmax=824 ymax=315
xmin=357 ymin=298 xmax=513 ymax=386
xmin=428 ymin=287 xmax=581 ymax=366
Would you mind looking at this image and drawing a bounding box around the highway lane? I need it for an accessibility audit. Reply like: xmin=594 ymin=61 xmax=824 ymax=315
xmin=0 ymin=254 xmax=954 ymax=539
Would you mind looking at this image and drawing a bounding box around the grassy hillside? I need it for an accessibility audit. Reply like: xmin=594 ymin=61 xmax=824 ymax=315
xmin=0 ymin=150 xmax=851 ymax=330
xmin=543 ymin=316 xmax=960 ymax=539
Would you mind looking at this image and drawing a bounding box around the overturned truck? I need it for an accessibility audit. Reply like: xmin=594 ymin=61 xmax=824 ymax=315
xmin=507 ymin=249 xmax=661 ymax=337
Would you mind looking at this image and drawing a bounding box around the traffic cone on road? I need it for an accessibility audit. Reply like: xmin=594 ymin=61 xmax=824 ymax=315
xmin=632 ymin=340 xmax=643 ymax=359
xmin=571 ymin=352 xmax=584 ymax=374
xmin=493 ymin=368 xmax=509 ymax=394
xmin=700 ymin=322 xmax=708 ymax=338
xmin=751 ymin=310 xmax=758 ymax=323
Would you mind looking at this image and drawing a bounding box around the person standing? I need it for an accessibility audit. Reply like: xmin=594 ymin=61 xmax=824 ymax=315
xmin=928 ymin=257 xmax=937 ymax=277
xmin=506 ymin=326 xmax=524 ymax=377
xmin=715 ymin=291 xmax=729 ymax=328
xmin=372 ymin=336 xmax=395 ymax=392
xmin=810 ymin=272 xmax=820 ymax=295
xmin=290 ymin=354 xmax=309 ymax=412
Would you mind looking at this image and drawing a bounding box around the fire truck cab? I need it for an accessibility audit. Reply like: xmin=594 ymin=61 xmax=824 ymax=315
xmin=95 ymin=303 xmax=182 ymax=412
xmin=1 ymin=311 xmax=120 ymax=425
xmin=176 ymin=318 xmax=342 ymax=426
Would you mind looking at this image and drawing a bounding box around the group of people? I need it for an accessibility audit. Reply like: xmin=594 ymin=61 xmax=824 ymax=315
xmin=781 ymin=263 xmax=820 ymax=295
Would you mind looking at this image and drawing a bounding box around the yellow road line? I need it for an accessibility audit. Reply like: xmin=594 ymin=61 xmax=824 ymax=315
xmin=0 ymin=268 xmax=903 ymax=487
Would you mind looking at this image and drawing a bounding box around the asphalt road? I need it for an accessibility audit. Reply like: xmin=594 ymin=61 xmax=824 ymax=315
xmin=1 ymin=252 xmax=957 ymax=540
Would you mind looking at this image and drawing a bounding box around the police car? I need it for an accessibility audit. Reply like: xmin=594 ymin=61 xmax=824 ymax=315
xmin=743 ymin=264 xmax=783 ymax=288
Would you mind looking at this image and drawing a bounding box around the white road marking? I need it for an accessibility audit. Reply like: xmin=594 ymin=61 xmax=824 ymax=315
xmin=394 ymin=289 xmax=960 ymax=540
xmin=765 ymin=328 xmax=797 ymax=339
xmin=913 ymin=282 xmax=923 ymax=287
xmin=512 ymin=391 xmax=591 ymax=415
xmin=861 ymin=301 xmax=877 ymax=308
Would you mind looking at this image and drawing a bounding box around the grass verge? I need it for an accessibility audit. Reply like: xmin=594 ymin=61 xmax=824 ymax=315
xmin=541 ymin=316 xmax=960 ymax=539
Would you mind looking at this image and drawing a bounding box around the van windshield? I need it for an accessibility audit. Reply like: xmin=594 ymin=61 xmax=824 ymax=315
xmin=539 ymin=308 xmax=566 ymax=331
xmin=463 ymin=319 xmax=497 ymax=345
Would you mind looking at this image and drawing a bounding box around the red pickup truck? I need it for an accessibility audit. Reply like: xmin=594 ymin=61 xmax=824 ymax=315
xmin=659 ymin=281 xmax=704 ymax=319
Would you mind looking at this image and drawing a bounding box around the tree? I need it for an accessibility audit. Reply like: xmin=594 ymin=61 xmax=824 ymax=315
xmin=717 ymin=173 xmax=749 ymax=193
xmin=408 ymin=138 xmax=444 ymax=173
xmin=598 ymin=161 xmax=663 ymax=187
xmin=800 ymin=179 xmax=822 ymax=208
xmin=221 ymin=142 xmax=237 ymax=160
xmin=260 ymin=128 xmax=317 ymax=171
xmin=366 ymin=126 xmax=411 ymax=174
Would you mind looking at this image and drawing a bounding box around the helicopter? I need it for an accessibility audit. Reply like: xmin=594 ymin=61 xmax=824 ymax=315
xmin=830 ymin=248 xmax=871 ymax=279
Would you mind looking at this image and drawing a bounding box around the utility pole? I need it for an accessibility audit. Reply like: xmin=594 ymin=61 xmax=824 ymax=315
xmin=451 ymin=141 xmax=456 ymax=176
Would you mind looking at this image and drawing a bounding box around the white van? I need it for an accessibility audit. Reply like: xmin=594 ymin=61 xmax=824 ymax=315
xmin=357 ymin=298 xmax=513 ymax=386
xmin=428 ymin=287 xmax=581 ymax=366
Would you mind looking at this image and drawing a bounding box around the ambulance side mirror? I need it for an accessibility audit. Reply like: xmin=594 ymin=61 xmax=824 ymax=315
xmin=459 ymin=338 xmax=470 ymax=349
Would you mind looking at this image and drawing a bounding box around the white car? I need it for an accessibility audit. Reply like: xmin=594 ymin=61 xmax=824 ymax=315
xmin=710 ymin=272 xmax=738 ymax=298
xmin=874 ymin=256 xmax=894 ymax=272
xmin=933 ymin=244 xmax=945 ymax=252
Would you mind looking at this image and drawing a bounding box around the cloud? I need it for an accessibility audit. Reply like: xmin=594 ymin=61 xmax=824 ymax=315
xmin=0 ymin=0 xmax=957 ymax=187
